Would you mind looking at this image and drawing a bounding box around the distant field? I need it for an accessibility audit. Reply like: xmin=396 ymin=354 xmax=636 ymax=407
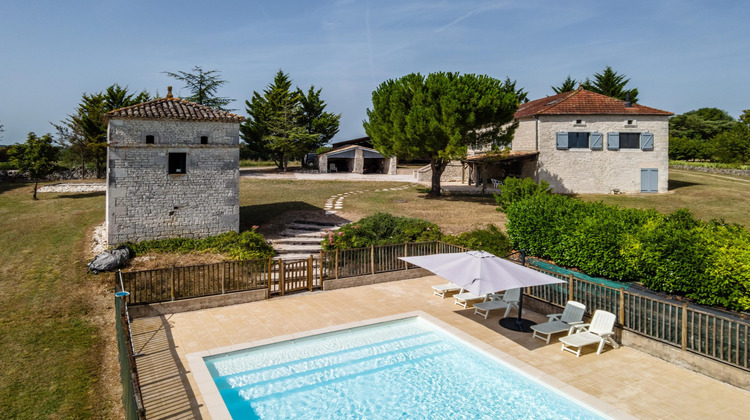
xmin=578 ymin=169 xmax=750 ymax=227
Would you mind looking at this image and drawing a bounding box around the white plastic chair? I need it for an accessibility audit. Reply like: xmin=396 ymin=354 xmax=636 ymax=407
xmin=530 ymin=301 xmax=586 ymax=343
xmin=559 ymin=310 xmax=620 ymax=357
xmin=329 ymin=163 xmax=338 ymax=173
xmin=431 ymin=283 xmax=462 ymax=299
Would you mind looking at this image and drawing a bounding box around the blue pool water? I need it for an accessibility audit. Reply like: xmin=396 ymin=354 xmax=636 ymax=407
xmin=204 ymin=318 xmax=606 ymax=419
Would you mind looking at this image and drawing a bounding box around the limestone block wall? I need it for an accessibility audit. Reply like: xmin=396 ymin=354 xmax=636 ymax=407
xmin=512 ymin=119 xmax=537 ymax=151
xmin=513 ymin=115 xmax=669 ymax=194
xmin=106 ymin=119 xmax=240 ymax=245
xmin=413 ymin=161 xmax=463 ymax=183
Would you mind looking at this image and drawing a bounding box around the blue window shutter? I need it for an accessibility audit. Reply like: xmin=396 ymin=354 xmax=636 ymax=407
xmin=641 ymin=132 xmax=654 ymax=150
xmin=556 ymin=132 xmax=568 ymax=150
xmin=641 ymin=168 xmax=658 ymax=192
xmin=607 ymin=132 xmax=619 ymax=150
xmin=590 ymin=132 xmax=603 ymax=150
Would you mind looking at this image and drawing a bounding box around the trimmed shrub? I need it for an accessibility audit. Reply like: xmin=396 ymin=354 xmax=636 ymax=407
xmin=442 ymin=224 xmax=512 ymax=256
xmin=494 ymin=177 xmax=552 ymax=212
xmin=506 ymin=193 xmax=750 ymax=312
xmin=125 ymin=230 xmax=274 ymax=260
xmin=322 ymin=213 xmax=442 ymax=250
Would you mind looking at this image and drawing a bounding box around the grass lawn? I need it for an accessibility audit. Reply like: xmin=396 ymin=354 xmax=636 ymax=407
xmin=0 ymin=183 xmax=120 ymax=419
xmin=239 ymin=178 xmax=504 ymax=234
xmin=578 ymin=169 xmax=750 ymax=227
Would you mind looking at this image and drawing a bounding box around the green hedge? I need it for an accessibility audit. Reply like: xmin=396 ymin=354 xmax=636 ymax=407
xmin=125 ymin=230 xmax=274 ymax=260
xmin=321 ymin=213 xmax=512 ymax=257
xmin=506 ymin=193 xmax=750 ymax=311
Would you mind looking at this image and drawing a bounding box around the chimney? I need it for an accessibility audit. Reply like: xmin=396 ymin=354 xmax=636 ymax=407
xmin=625 ymin=93 xmax=632 ymax=107
xmin=166 ymin=86 xmax=173 ymax=99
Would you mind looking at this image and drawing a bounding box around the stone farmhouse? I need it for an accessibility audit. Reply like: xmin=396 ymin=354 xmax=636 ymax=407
xmin=510 ymin=87 xmax=672 ymax=194
xmin=104 ymin=87 xmax=244 ymax=246
xmin=450 ymin=88 xmax=672 ymax=193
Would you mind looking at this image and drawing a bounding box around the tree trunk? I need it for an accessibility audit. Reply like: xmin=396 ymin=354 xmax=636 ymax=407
xmin=33 ymin=178 xmax=38 ymax=200
xmin=428 ymin=158 xmax=448 ymax=197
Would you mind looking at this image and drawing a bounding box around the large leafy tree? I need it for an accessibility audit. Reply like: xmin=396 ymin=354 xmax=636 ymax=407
xmin=551 ymin=75 xmax=578 ymax=94
xmin=55 ymin=84 xmax=150 ymax=178
xmin=670 ymin=108 xmax=736 ymax=141
xmin=363 ymin=72 xmax=521 ymax=196
xmin=581 ymin=66 xmax=638 ymax=102
xmin=164 ymin=66 xmax=234 ymax=111
xmin=241 ymin=70 xmax=340 ymax=170
xmin=712 ymin=124 xmax=750 ymax=164
xmin=9 ymin=132 xmax=59 ymax=199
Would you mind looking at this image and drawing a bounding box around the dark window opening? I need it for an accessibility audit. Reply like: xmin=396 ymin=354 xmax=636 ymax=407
xmin=568 ymin=132 xmax=589 ymax=149
xmin=168 ymin=153 xmax=187 ymax=174
xmin=575 ymin=119 xmax=583 ymax=124
xmin=620 ymin=133 xmax=640 ymax=149
xmin=200 ymin=136 xmax=208 ymax=144
xmin=146 ymin=135 xmax=154 ymax=144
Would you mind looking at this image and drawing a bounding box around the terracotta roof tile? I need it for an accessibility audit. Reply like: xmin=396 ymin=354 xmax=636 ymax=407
xmin=105 ymin=97 xmax=244 ymax=123
xmin=515 ymin=87 xmax=672 ymax=118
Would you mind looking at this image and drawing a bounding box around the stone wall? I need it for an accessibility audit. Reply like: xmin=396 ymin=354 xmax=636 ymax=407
xmin=106 ymin=119 xmax=240 ymax=245
xmin=413 ymin=161 xmax=464 ymax=183
xmin=514 ymin=115 xmax=669 ymax=194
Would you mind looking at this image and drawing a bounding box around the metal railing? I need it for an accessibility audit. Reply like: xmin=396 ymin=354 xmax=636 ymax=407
xmin=526 ymin=265 xmax=750 ymax=371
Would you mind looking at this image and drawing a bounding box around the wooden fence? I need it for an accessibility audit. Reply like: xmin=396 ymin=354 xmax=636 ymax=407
xmin=115 ymin=274 xmax=146 ymax=419
xmin=526 ymin=265 xmax=750 ymax=372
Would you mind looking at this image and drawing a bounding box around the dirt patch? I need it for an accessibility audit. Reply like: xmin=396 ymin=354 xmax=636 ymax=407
xmin=123 ymin=252 xmax=229 ymax=271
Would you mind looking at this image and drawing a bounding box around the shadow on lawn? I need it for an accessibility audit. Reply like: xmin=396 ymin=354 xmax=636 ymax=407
xmin=668 ymin=178 xmax=700 ymax=190
xmin=240 ymin=201 xmax=351 ymax=232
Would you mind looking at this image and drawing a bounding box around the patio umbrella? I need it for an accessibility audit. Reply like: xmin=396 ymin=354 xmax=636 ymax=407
xmin=400 ymin=250 xmax=565 ymax=332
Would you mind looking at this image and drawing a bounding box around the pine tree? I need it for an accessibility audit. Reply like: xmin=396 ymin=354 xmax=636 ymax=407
xmin=551 ymin=75 xmax=578 ymax=94
xmin=164 ymin=66 xmax=234 ymax=110
xmin=581 ymin=66 xmax=638 ymax=102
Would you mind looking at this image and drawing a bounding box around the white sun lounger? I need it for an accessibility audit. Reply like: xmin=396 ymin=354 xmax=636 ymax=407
xmin=432 ymin=283 xmax=462 ymax=298
xmin=559 ymin=310 xmax=620 ymax=357
xmin=453 ymin=289 xmax=487 ymax=308
xmin=530 ymin=300 xmax=586 ymax=343
xmin=472 ymin=288 xmax=521 ymax=319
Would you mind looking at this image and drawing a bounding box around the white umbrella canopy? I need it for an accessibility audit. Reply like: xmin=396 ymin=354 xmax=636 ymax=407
xmin=400 ymin=250 xmax=564 ymax=295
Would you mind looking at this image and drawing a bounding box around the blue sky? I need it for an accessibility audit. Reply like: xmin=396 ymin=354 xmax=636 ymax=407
xmin=1 ymin=0 xmax=748 ymax=145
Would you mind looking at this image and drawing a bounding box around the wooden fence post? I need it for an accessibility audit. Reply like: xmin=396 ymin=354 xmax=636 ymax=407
xmin=681 ymin=303 xmax=688 ymax=351
xmin=319 ymin=250 xmax=324 ymax=284
xmin=221 ymin=262 xmax=226 ymax=294
xmin=568 ymin=274 xmax=574 ymax=301
xmin=170 ymin=266 xmax=175 ymax=301
xmin=371 ymin=245 xmax=375 ymax=274
xmin=335 ymin=249 xmax=339 ymax=279
xmin=404 ymin=242 xmax=408 ymax=270
xmin=618 ymin=288 xmax=625 ymax=325
xmin=268 ymin=257 xmax=272 ymax=294
xmin=279 ymin=258 xmax=285 ymax=296
xmin=308 ymin=255 xmax=314 ymax=292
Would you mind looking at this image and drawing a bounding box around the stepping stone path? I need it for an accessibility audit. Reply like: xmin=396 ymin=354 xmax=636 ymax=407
xmin=323 ymin=185 xmax=412 ymax=213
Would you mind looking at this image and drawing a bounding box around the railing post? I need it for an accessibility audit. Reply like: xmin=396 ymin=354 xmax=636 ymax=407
xmin=568 ymin=274 xmax=574 ymax=301
xmin=681 ymin=303 xmax=688 ymax=351
xmin=618 ymin=288 xmax=625 ymax=326
xmin=268 ymin=257 xmax=272 ymax=294
xmin=371 ymin=245 xmax=375 ymax=274
xmin=279 ymin=258 xmax=285 ymax=296
xmin=170 ymin=266 xmax=175 ymax=301
xmin=308 ymin=255 xmax=314 ymax=291
xmin=404 ymin=242 xmax=408 ymax=270
xmin=319 ymin=250 xmax=324 ymax=284
xmin=335 ymin=248 xmax=339 ymax=279
xmin=221 ymin=262 xmax=226 ymax=294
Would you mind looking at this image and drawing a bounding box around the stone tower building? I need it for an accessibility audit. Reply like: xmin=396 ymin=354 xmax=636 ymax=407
xmin=105 ymin=87 xmax=244 ymax=246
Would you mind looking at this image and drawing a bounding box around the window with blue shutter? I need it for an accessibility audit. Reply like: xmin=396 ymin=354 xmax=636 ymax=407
xmin=640 ymin=132 xmax=654 ymax=151
xmin=590 ymin=132 xmax=603 ymax=150
xmin=607 ymin=132 xmax=619 ymax=150
xmin=556 ymin=132 xmax=568 ymax=150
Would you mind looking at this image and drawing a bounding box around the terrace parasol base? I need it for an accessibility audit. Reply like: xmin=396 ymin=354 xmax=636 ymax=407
xmin=499 ymin=317 xmax=536 ymax=332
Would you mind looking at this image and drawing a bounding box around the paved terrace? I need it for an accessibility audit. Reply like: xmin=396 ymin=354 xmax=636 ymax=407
xmin=130 ymin=276 xmax=750 ymax=419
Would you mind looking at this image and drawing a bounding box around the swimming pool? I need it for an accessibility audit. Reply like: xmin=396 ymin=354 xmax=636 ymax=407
xmin=198 ymin=316 xmax=609 ymax=419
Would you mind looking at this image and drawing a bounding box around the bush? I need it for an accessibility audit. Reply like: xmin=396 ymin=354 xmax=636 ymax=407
xmin=506 ymin=194 xmax=750 ymax=312
xmin=442 ymin=224 xmax=512 ymax=256
xmin=494 ymin=177 xmax=552 ymax=212
xmin=322 ymin=213 xmax=442 ymax=250
xmin=125 ymin=230 xmax=274 ymax=260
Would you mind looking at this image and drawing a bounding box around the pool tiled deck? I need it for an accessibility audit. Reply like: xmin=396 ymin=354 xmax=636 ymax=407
xmin=131 ymin=276 xmax=750 ymax=419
